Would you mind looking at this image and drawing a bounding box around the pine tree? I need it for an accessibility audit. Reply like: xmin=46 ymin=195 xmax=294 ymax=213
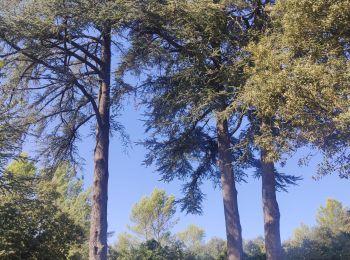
xmin=0 ymin=1 xmax=130 ymax=258
xmin=235 ymin=1 xmax=350 ymax=258
xmin=243 ymin=0 xmax=350 ymax=178
xmin=129 ymin=189 xmax=177 ymax=244
xmin=0 ymin=60 xmax=26 ymax=182
xmin=122 ymin=1 xmax=273 ymax=258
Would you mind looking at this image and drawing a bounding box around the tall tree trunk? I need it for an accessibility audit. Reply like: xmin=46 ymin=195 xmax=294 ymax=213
xmin=89 ymin=25 xmax=111 ymax=260
xmin=217 ymin=116 xmax=243 ymax=260
xmin=261 ymin=149 xmax=282 ymax=260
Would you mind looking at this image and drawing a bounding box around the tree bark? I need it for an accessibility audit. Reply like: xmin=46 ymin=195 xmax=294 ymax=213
xmin=89 ymin=25 xmax=111 ymax=260
xmin=261 ymin=149 xmax=282 ymax=260
xmin=216 ymin=116 xmax=243 ymax=260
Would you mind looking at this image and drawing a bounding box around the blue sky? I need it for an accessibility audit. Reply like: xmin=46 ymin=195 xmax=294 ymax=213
xmin=72 ymin=101 xmax=350 ymax=245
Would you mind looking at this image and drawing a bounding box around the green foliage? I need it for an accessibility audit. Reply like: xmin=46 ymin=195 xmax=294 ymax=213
xmin=130 ymin=239 xmax=184 ymax=260
xmin=109 ymin=239 xmax=184 ymax=260
xmin=129 ymin=189 xmax=177 ymax=244
xmin=177 ymin=226 xmax=228 ymax=260
xmin=0 ymin=1 xmax=132 ymax=256
xmin=41 ymin=162 xmax=91 ymax=259
xmin=0 ymin=156 xmax=90 ymax=259
xmin=284 ymin=199 xmax=350 ymax=259
xmin=110 ymin=189 xmax=227 ymax=260
xmin=243 ymin=236 xmax=266 ymax=260
xmin=110 ymin=232 xmax=140 ymax=259
xmin=0 ymin=0 xmax=129 ymax=167
xmin=203 ymin=237 xmax=227 ymax=260
xmin=177 ymin=224 xmax=205 ymax=251
xmin=0 ymin=97 xmax=26 ymax=178
xmin=243 ymin=0 xmax=350 ymax=176
xmin=317 ymin=199 xmax=350 ymax=233
xmin=109 ymin=235 xmax=228 ymax=260
xmin=124 ymin=0 xmax=265 ymax=214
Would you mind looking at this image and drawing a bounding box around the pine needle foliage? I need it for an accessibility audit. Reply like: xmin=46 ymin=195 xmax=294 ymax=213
xmin=123 ymin=0 xmax=274 ymax=214
xmin=0 ymin=0 xmax=130 ymax=167
xmin=243 ymin=0 xmax=350 ymax=178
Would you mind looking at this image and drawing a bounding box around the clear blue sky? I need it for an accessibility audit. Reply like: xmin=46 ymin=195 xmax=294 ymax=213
xmin=71 ymin=101 xmax=350 ymax=245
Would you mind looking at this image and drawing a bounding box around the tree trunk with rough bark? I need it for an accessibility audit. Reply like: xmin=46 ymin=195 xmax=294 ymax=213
xmin=261 ymin=149 xmax=282 ymax=260
xmin=217 ymin=116 xmax=243 ymax=260
xmin=89 ymin=25 xmax=111 ymax=260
